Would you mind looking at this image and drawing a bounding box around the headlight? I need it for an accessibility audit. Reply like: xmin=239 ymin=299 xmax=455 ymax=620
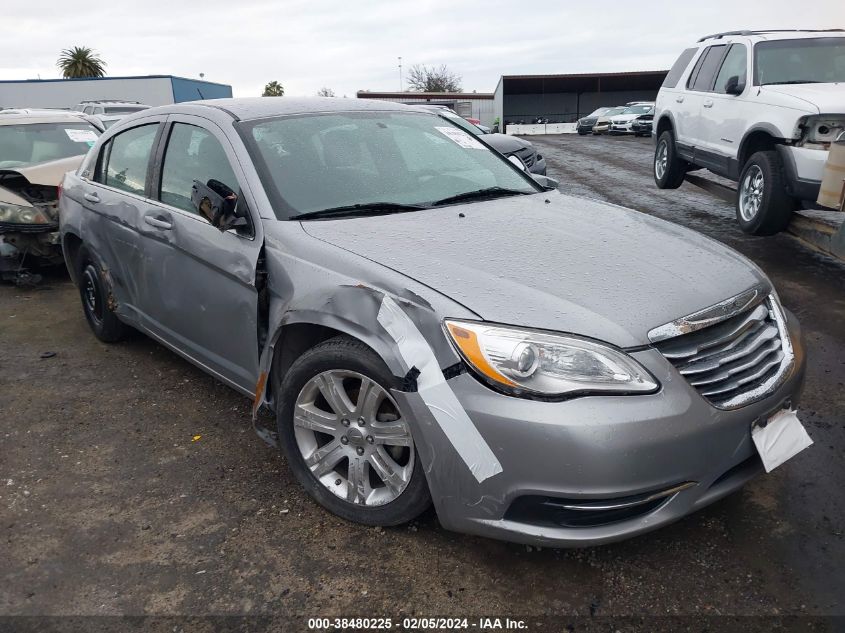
xmin=444 ymin=320 xmax=659 ymax=398
xmin=798 ymin=115 xmax=845 ymax=147
xmin=0 ymin=202 xmax=51 ymax=225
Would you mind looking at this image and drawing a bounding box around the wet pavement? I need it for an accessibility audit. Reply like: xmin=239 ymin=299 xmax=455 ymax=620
xmin=1 ymin=134 xmax=843 ymax=625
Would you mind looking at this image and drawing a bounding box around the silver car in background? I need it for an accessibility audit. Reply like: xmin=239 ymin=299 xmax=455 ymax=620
xmin=59 ymin=98 xmax=806 ymax=546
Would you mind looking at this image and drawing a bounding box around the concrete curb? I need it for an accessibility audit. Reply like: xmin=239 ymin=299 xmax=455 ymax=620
xmin=787 ymin=210 xmax=845 ymax=262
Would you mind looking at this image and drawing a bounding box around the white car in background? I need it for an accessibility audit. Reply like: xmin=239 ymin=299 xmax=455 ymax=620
xmin=653 ymin=29 xmax=845 ymax=235
xmin=609 ymin=102 xmax=655 ymax=134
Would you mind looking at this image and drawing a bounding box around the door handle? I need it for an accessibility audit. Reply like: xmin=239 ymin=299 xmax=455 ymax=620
xmin=83 ymin=192 xmax=100 ymax=204
xmin=144 ymin=215 xmax=172 ymax=230
xmin=703 ymin=99 xmax=714 ymax=108
xmin=675 ymin=96 xmax=684 ymax=103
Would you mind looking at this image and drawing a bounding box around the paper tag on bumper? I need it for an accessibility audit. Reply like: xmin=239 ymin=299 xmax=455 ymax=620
xmin=752 ymin=409 xmax=813 ymax=473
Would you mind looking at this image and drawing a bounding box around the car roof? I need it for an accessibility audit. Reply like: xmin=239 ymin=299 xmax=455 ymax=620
xmin=0 ymin=109 xmax=96 ymax=126
xmin=163 ymin=97 xmax=420 ymax=121
xmin=697 ymin=29 xmax=844 ymax=43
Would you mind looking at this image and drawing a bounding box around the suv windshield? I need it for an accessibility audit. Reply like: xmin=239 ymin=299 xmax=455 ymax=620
xmin=242 ymin=111 xmax=538 ymax=219
xmin=622 ymin=105 xmax=653 ymax=115
xmin=755 ymin=37 xmax=845 ymax=85
xmin=0 ymin=122 xmax=100 ymax=168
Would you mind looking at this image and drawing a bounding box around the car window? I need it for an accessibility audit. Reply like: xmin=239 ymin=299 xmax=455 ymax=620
xmin=100 ymin=124 xmax=158 ymax=196
xmin=754 ymin=37 xmax=845 ymax=85
xmin=688 ymin=45 xmax=727 ymax=92
xmin=0 ymin=122 xmax=100 ymax=169
xmin=83 ymin=106 xmax=94 ymax=115
xmin=663 ymin=47 xmax=698 ymax=88
xmin=159 ymin=123 xmax=239 ymax=214
xmin=94 ymin=107 xmax=104 ymax=115
xmin=244 ymin=111 xmax=537 ymax=219
xmin=714 ymin=44 xmax=747 ymax=93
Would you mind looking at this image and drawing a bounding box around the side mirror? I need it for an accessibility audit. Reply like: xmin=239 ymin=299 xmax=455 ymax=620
xmin=531 ymin=174 xmax=559 ymax=190
xmin=725 ymin=75 xmax=745 ymax=96
xmin=191 ymin=179 xmax=248 ymax=232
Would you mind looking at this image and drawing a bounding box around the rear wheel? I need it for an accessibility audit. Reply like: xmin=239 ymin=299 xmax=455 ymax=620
xmin=735 ymin=150 xmax=796 ymax=235
xmin=76 ymin=247 xmax=129 ymax=343
xmin=653 ymin=130 xmax=687 ymax=189
xmin=276 ymin=336 xmax=431 ymax=526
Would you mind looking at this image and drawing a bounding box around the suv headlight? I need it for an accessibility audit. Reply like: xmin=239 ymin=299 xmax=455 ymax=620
xmin=0 ymin=202 xmax=52 ymax=225
xmin=444 ymin=320 xmax=659 ymax=398
xmin=798 ymin=115 xmax=845 ymax=147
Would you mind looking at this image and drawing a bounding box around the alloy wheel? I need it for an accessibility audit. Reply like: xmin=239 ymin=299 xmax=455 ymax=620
xmin=655 ymin=140 xmax=668 ymax=180
xmin=739 ymin=165 xmax=764 ymax=221
xmin=293 ymin=370 xmax=414 ymax=507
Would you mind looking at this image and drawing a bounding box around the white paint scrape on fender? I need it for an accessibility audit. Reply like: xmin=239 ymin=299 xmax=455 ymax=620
xmin=377 ymin=296 xmax=502 ymax=483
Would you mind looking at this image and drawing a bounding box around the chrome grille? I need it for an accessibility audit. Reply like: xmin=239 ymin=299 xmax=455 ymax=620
xmin=653 ymin=295 xmax=793 ymax=409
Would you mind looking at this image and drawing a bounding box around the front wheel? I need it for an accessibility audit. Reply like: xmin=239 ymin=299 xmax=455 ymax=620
xmin=276 ymin=336 xmax=431 ymax=526
xmin=735 ymin=151 xmax=796 ymax=235
xmin=653 ymin=130 xmax=687 ymax=189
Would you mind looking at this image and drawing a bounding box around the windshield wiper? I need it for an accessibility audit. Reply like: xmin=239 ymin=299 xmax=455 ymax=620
xmin=429 ymin=187 xmax=531 ymax=207
xmin=291 ymin=202 xmax=428 ymax=220
xmin=762 ymin=80 xmax=822 ymax=85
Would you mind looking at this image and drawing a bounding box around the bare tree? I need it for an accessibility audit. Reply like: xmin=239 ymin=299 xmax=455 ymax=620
xmin=316 ymin=87 xmax=336 ymax=97
xmin=406 ymin=64 xmax=461 ymax=92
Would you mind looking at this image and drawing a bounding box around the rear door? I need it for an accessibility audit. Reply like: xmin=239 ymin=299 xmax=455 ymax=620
xmin=78 ymin=118 xmax=164 ymax=322
xmin=137 ymin=114 xmax=264 ymax=392
xmin=673 ymin=44 xmax=727 ymax=157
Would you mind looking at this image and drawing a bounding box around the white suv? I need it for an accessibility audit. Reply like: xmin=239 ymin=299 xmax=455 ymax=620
xmin=653 ymin=30 xmax=845 ymax=235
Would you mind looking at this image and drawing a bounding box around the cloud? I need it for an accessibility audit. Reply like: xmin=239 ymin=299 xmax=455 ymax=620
xmin=2 ymin=0 xmax=844 ymax=98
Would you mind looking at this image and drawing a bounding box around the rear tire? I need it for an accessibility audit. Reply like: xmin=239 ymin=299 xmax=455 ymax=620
xmin=735 ymin=151 xmax=796 ymax=236
xmin=653 ymin=130 xmax=687 ymax=189
xmin=76 ymin=247 xmax=129 ymax=343
xmin=276 ymin=336 xmax=431 ymax=526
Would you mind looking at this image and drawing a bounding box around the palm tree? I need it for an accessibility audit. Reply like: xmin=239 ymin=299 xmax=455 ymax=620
xmin=57 ymin=47 xmax=106 ymax=79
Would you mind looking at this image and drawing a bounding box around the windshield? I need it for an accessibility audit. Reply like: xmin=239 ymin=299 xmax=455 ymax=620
xmin=0 ymin=122 xmax=100 ymax=169
xmin=755 ymin=37 xmax=845 ymax=85
xmin=621 ymin=105 xmax=653 ymax=115
xmin=603 ymin=107 xmax=626 ymax=117
xmin=586 ymin=108 xmax=609 ymax=118
xmin=242 ymin=111 xmax=539 ymax=219
xmin=438 ymin=112 xmax=484 ymax=136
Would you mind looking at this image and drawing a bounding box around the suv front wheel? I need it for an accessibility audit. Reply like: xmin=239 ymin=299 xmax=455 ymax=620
xmin=736 ymin=151 xmax=795 ymax=235
xmin=653 ymin=131 xmax=686 ymax=189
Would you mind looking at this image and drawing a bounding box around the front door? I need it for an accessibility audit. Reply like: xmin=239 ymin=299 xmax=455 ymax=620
xmin=135 ymin=115 xmax=264 ymax=393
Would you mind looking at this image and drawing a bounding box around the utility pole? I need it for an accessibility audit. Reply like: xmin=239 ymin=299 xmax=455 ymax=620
xmin=398 ymin=56 xmax=403 ymax=92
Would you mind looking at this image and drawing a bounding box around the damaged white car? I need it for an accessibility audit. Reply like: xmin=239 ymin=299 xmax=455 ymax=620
xmin=0 ymin=109 xmax=101 ymax=283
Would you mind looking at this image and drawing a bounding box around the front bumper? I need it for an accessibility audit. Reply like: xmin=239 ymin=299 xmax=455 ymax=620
xmin=778 ymin=145 xmax=827 ymax=201
xmin=395 ymin=309 xmax=806 ymax=547
xmin=610 ymin=122 xmax=634 ymax=134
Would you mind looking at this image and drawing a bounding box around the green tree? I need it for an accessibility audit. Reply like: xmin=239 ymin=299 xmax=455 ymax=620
xmin=56 ymin=46 xmax=106 ymax=79
xmin=262 ymin=81 xmax=284 ymax=97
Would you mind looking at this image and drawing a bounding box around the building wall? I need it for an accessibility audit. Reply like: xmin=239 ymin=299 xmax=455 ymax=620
xmin=356 ymin=94 xmax=496 ymax=127
xmin=503 ymin=89 xmax=659 ymax=123
xmin=0 ymin=76 xmax=232 ymax=110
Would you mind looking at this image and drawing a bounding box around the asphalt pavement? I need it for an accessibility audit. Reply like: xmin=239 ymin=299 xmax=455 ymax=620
xmin=1 ymin=133 xmax=843 ymax=628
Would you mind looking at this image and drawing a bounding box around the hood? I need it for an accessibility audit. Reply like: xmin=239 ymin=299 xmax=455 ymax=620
xmin=759 ymin=83 xmax=845 ymax=114
xmin=0 ymin=155 xmax=85 ymax=187
xmin=300 ymin=194 xmax=766 ymax=348
xmin=482 ymin=133 xmax=531 ymax=154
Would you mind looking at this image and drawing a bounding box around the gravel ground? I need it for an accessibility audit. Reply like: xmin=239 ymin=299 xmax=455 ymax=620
xmin=1 ymin=134 xmax=843 ymax=627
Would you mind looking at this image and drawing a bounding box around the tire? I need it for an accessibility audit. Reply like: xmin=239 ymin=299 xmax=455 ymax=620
xmin=276 ymin=336 xmax=431 ymax=526
xmin=578 ymin=131 xmax=588 ymax=136
xmin=653 ymin=130 xmax=687 ymax=189
xmin=76 ymin=246 xmax=129 ymax=343
xmin=735 ymin=151 xmax=796 ymax=236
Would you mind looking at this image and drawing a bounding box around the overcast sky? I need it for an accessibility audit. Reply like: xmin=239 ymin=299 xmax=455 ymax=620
xmin=3 ymin=0 xmax=844 ymax=98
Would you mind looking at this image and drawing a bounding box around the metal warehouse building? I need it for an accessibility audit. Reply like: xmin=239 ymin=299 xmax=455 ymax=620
xmin=493 ymin=70 xmax=668 ymax=127
xmin=356 ymin=91 xmax=495 ymax=127
xmin=0 ymin=75 xmax=233 ymax=110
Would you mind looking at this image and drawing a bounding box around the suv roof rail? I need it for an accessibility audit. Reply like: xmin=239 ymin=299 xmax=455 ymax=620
xmin=697 ymin=28 xmax=844 ymax=42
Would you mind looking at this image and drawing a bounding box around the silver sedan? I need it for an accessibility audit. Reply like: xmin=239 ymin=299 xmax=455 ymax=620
xmin=59 ymin=98 xmax=808 ymax=546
